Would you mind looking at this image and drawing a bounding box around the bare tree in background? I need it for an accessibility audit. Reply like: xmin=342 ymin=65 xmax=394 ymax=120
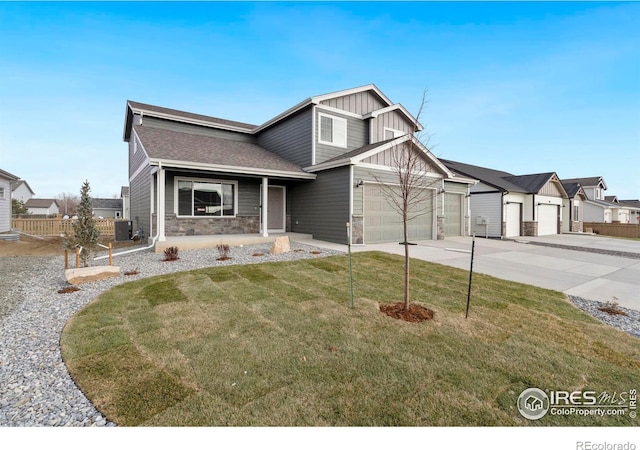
xmin=374 ymin=91 xmax=441 ymax=310
xmin=56 ymin=192 xmax=80 ymax=216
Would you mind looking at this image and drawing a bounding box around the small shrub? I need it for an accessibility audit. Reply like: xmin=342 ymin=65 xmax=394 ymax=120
xmin=598 ymin=298 xmax=627 ymax=316
xmin=216 ymin=243 xmax=231 ymax=261
xmin=124 ymin=269 xmax=140 ymax=276
xmin=58 ymin=285 xmax=80 ymax=294
xmin=163 ymin=246 xmax=180 ymax=262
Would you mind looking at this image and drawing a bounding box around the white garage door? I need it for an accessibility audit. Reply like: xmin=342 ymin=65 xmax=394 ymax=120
xmin=444 ymin=193 xmax=462 ymax=236
xmin=364 ymin=184 xmax=433 ymax=243
xmin=505 ymin=203 xmax=521 ymax=237
xmin=538 ymin=204 xmax=559 ymax=236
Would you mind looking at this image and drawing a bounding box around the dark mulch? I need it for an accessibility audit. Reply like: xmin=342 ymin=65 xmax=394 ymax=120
xmin=58 ymin=285 xmax=80 ymax=294
xmin=597 ymin=305 xmax=628 ymax=316
xmin=380 ymin=302 xmax=435 ymax=323
xmin=216 ymin=256 xmax=232 ymax=261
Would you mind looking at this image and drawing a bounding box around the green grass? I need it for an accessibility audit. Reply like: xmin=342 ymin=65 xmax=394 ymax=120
xmin=60 ymin=252 xmax=640 ymax=426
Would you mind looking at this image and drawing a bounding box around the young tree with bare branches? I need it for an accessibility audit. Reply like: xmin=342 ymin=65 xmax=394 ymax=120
xmin=374 ymin=91 xmax=440 ymax=311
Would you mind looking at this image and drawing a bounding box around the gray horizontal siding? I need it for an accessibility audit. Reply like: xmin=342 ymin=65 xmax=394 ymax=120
xmin=444 ymin=180 xmax=469 ymax=195
xmin=129 ymin=133 xmax=148 ymax=177
xmin=469 ymin=192 xmax=502 ymax=237
xmin=130 ymin=166 xmax=152 ymax=238
xmin=0 ymin=179 xmax=10 ymax=232
xmin=143 ymin=116 xmax=255 ymax=143
xmin=257 ymin=108 xmax=312 ymax=167
xmin=290 ymin=166 xmax=350 ymax=244
xmin=315 ymin=110 xmax=368 ymax=164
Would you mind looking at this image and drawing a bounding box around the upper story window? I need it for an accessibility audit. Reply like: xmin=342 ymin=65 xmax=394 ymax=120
xmin=384 ymin=127 xmax=406 ymax=140
xmin=318 ymin=112 xmax=347 ymax=148
xmin=0 ymin=187 xmax=5 ymax=199
xmin=176 ymin=178 xmax=237 ymax=217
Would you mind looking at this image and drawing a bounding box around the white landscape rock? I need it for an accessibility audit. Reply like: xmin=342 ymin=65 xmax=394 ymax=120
xmin=270 ymin=236 xmax=291 ymax=255
xmin=65 ymin=266 xmax=120 ymax=285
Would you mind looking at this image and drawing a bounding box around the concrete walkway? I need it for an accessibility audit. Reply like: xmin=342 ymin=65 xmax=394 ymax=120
xmin=295 ymin=234 xmax=640 ymax=312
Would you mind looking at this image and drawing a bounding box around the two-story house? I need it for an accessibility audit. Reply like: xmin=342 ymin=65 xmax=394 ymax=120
xmin=10 ymin=179 xmax=35 ymax=203
xmin=563 ymin=177 xmax=630 ymax=223
xmin=122 ymin=85 xmax=476 ymax=246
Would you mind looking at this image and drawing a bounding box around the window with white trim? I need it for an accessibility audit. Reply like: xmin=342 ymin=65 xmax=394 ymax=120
xmin=318 ymin=112 xmax=347 ymax=148
xmin=176 ymin=179 xmax=237 ymax=217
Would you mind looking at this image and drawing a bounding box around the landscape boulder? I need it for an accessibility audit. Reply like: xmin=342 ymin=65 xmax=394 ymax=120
xmin=65 ymin=266 xmax=120 ymax=285
xmin=270 ymin=236 xmax=291 ymax=255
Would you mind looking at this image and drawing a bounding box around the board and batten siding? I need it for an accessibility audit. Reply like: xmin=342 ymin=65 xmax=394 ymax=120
xmin=142 ymin=117 xmax=255 ymax=143
xmin=289 ymin=166 xmax=350 ymax=244
xmin=315 ymin=109 xmax=368 ymax=165
xmin=0 ymin=177 xmax=11 ymax=233
xmin=257 ymin=107 xmax=313 ymax=167
xmin=370 ymin=111 xmax=415 ymax=144
xmin=470 ymin=192 xmax=502 ymax=237
xmin=319 ymin=91 xmax=386 ymax=115
xmin=163 ymin=171 xmax=261 ymax=217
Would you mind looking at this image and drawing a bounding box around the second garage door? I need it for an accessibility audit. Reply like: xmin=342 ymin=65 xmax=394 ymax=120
xmin=364 ymin=184 xmax=433 ymax=243
xmin=537 ymin=204 xmax=559 ymax=236
xmin=444 ymin=193 xmax=463 ymax=236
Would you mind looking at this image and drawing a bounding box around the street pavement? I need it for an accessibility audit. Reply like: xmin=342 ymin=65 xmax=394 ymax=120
xmin=299 ymin=234 xmax=640 ymax=312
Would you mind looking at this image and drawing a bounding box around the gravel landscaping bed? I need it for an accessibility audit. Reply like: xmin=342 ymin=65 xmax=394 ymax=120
xmin=0 ymin=242 xmax=342 ymax=427
xmin=1 ymin=242 xmax=638 ymax=427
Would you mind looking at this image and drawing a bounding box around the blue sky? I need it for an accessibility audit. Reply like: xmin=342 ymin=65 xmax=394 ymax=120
xmin=0 ymin=1 xmax=638 ymax=201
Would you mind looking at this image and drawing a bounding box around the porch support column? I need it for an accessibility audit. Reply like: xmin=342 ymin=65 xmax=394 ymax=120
xmin=261 ymin=176 xmax=268 ymax=237
xmin=158 ymin=165 xmax=166 ymax=242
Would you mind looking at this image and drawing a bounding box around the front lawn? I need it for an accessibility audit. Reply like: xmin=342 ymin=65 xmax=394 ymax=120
xmin=61 ymin=252 xmax=640 ymax=426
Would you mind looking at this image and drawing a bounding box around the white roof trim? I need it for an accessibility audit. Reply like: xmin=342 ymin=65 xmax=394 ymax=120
xmin=128 ymin=104 xmax=255 ymax=134
xmin=311 ymin=84 xmax=393 ymax=106
xmin=149 ymin=158 xmax=316 ymax=180
xmin=364 ymin=104 xmax=423 ymax=132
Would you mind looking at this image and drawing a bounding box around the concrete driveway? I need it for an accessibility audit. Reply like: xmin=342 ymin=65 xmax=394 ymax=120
xmin=304 ymin=234 xmax=640 ymax=311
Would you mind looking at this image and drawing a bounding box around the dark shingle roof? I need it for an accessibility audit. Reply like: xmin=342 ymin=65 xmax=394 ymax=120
xmin=561 ymin=181 xmax=583 ymax=198
xmin=619 ymin=199 xmax=640 ymax=208
xmin=562 ymin=177 xmax=605 ymax=187
xmin=440 ymin=159 xmax=526 ymax=192
xmin=134 ymin=124 xmax=310 ymax=177
xmin=92 ymin=198 xmax=123 ymax=209
xmin=604 ymin=195 xmax=618 ymax=203
xmin=128 ymin=101 xmax=257 ymax=131
xmin=441 ymin=159 xmax=563 ymax=195
xmin=25 ymin=198 xmax=59 ymax=208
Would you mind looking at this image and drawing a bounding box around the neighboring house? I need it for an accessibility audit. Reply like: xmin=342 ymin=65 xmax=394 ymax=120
xmin=440 ymin=159 xmax=568 ymax=238
xmin=10 ymin=179 xmax=35 ymax=203
xmin=122 ymin=84 xmax=476 ymax=245
xmin=25 ymin=198 xmax=60 ymax=216
xmin=619 ymin=200 xmax=640 ymax=224
xmin=563 ymin=177 xmax=628 ymax=223
xmin=92 ymin=198 xmax=124 ymax=219
xmin=120 ymin=186 xmax=130 ymax=219
xmin=560 ymin=181 xmax=587 ymax=232
xmin=0 ymin=168 xmax=19 ymax=233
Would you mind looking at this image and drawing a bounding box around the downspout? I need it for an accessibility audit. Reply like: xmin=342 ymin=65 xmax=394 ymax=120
xmin=95 ymin=165 xmax=160 ymax=261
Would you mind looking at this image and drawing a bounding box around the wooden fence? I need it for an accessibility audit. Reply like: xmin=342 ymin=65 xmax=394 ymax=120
xmin=12 ymin=218 xmax=116 ymax=237
xmin=583 ymin=222 xmax=640 ymax=239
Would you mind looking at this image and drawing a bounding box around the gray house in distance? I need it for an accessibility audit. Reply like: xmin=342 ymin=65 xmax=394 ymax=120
xmin=92 ymin=198 xmax=124 ymax=219
xmin=123 ymin=84 xmax=475 ymax=245
xmin=441 ymin=159 xmax=568 ymax=238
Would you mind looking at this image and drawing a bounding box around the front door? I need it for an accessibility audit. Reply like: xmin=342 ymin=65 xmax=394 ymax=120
xmin=268 ymin=186 xmax=285 ymax=232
